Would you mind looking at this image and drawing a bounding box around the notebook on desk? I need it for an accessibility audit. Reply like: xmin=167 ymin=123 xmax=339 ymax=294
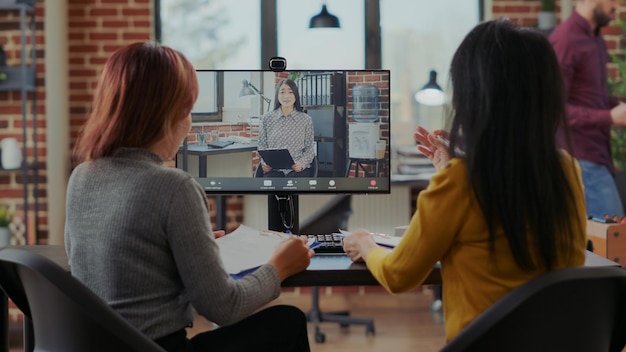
xmin=207 ymin=140 xmax=235 ymax=148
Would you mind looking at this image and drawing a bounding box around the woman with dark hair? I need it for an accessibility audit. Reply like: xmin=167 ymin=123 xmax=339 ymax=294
xmin=66 ymin=42 xmax=313 ymax=352
xmin=343 ymin=19 xmax=587 ymax=342
xmin=257 ymin=78 xmax=315 ymax=177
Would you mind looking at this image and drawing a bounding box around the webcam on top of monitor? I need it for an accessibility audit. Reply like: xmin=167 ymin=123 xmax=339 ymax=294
xmin=269 ymin=57 xmax=287 ymax=72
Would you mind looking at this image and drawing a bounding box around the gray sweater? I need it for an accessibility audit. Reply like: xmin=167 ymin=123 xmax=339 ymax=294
xmin=64 ymin=148 xmax=281 ymax=340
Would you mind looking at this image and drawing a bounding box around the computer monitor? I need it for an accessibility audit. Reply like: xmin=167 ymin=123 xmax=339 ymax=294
xmin=176 ymin=69 xmax=391 ymax=195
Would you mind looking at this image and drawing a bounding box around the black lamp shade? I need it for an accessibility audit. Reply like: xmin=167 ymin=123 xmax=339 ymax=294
xmin=421 ymin=70 xmax=443 ymax=91
xmin=309 ymin=5 xmax=340 ymax=29
xmin=415 ymin=70 xmax=445 ymax=106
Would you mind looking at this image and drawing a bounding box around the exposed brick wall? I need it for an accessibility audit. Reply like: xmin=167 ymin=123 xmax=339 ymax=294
xmin=491 ymin=0 xmax=626 ymax=90
xmin=68 ymin=0 xmax=154 ymax=149
xmin=0 ymin=0 xmax=154 ymax=245
xmin=492 ymin=0 xmax=555 ymax=26
xmin=346 ymin=71 xmax=390 ymax=177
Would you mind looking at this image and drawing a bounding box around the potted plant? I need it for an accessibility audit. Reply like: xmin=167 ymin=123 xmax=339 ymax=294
xmin=0 ymin=204 xmax=14 ymax=247
xmin=610 ymin=2 xmax=626 ymax=172
xmin=538 ymin=0 xmax=557 ymax=31
xmin=609 ymin=0 xmax=626 ymax=210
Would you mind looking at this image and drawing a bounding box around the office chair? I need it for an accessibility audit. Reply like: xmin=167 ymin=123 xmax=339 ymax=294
xmin=299 ymin=195 xmax=375 ymax=343
xmin=255 ymin=155 xmax=318 ymax=177
xmin=0 ymin=247 xmax=165 ymax=352
xmin=441 ymin=266 xmax=626 ymax=352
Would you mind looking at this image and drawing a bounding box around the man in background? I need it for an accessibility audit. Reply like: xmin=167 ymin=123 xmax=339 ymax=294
xmin=550 ymin=0 xmax=626 ymax=218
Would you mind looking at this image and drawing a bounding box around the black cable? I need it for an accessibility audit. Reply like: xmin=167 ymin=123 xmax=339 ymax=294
xmin=275 ymin=194 xmax=294 ymax=231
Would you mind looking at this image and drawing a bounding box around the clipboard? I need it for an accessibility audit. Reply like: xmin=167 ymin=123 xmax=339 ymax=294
xmin=216 ymin=225 xmax=316 ymax=276
xmin=258 ymin=149 xmax=295 ymax=169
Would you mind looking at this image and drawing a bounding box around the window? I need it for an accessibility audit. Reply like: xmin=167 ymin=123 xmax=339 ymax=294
xmin=192 ymin=71 xmax=224 ymax=120
xmin=160 ymin=0 xmax=261 ymax=122
xmin=381 ymin=0 xmax=479 ymax=146
xmin=277 ymin=0 xmax=364 ymax=69
xmin=158 ymin=0 xmax=481 ymax=126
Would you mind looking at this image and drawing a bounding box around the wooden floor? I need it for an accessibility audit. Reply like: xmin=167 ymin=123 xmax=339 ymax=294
xmin=188 ymin=286 xmax=447 ymax=352
xmin=10 ymin=287 xmax=446 ymax=352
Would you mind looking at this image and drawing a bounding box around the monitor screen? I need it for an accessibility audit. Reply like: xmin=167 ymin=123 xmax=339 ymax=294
xmin=176 ymin=69 xmax=391 ymax=194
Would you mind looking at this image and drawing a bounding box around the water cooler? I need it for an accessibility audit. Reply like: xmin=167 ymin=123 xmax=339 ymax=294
xmin=349 ymin=85 xmax=380 ymax=159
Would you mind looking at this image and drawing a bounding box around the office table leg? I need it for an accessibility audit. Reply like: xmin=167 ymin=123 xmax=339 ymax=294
xmin=215 ymin=195 xmax=226 ymax=231
xmin=198 ymin=156 xmax=227 ymax=231
xmin=345 ymin=159 xmax=354 ymax=177
xmin=23 ymin=317 xmax=33 ymax=352
xmin=199 ymin=156 xmax=207 ymax=178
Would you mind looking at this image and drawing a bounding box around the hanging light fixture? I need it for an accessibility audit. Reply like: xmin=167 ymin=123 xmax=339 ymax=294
xmin=415 ymin=70 xmax=445 ymax=106
xmin=309 ymin=3 xmax=340 ymax=29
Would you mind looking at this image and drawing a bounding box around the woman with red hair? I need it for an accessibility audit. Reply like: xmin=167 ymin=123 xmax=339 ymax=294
xmin=66 ymin=42 xmax=313 ymax=352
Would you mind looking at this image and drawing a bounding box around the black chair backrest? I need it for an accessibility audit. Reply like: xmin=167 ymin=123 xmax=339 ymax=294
xmin=441 ymin=266 xmax=626 ymax=352
xmin=310 ymin=154 xmax=318 ymax=177
xmin=0 ymin=247 xmax=165 ymax=352
xmin=300 ymin=194 xmax=352 ymax=234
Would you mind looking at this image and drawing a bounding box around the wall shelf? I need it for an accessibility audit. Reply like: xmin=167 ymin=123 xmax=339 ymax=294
xmin=0 ymin=67 xmax=35 ymax=91
xmin=0 ymin=2 xmax=39 ymax=243
xmin=298 ymin=72 xmax=347 ymax=177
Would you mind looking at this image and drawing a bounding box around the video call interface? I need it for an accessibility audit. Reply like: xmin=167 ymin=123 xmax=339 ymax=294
xmin=175 ymin=69 xmax=391 ymax=194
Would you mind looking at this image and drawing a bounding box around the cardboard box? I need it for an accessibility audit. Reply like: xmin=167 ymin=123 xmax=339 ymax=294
xmin=586 ymin=220 xmax=626 ymax=264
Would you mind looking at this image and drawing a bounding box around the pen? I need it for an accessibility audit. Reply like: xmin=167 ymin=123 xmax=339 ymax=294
xmin=371 ymin=232 xmax=392 ymax=239
xmin=339 ymin=229 xmax=392 ymax=238
xmin=260 ymin=229 xmax=291 ymax=239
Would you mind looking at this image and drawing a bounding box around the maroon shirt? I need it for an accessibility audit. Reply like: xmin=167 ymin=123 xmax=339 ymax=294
xmin=549 ymin=11 xmax=619 ymax=173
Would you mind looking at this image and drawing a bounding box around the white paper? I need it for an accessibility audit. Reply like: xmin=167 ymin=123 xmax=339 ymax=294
xmin=216 ymin=225 xmax=314 ymax=274
xmin=339 ymin=229 xmax=402 ymax=248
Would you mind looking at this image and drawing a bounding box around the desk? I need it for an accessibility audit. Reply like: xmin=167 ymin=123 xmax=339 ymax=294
xmin=0 ymin=245 xmax=442 ymax=287
xmin=283 ymin=254 xmax=441 ymax=287
xmin=0 ymin=247 xmax=619 ymax=352
xmin=178 ymin=142 xmax=258 ymax=178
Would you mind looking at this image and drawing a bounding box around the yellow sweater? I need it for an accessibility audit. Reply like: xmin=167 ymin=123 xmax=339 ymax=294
xmin=365 ymin=157 xmax=587 ymax=341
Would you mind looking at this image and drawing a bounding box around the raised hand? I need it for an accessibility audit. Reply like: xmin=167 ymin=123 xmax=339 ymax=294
xmin=414 ymin=125 xmax=450 ymax=171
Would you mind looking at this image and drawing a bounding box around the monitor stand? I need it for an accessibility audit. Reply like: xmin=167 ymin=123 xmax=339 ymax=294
xmin=267 ymin=194 xmax=299 ymax=233
xmin=268 ymin=194 xmax=375 ymax=343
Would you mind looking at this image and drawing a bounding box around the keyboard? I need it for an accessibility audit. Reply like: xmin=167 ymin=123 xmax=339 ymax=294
xmin=300 ymin=234 xmax=345 ymax=254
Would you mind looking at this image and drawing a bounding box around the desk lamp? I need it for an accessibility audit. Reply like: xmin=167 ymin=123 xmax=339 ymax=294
xmin=239 ymin=80 xmax=272 ymax=112
xmin=415 ymin=70 xmax=445 ymax=106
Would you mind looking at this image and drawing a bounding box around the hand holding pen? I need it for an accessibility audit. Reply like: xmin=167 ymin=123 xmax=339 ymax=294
xmin=266 ymin=230 xmax=314 ymax=281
